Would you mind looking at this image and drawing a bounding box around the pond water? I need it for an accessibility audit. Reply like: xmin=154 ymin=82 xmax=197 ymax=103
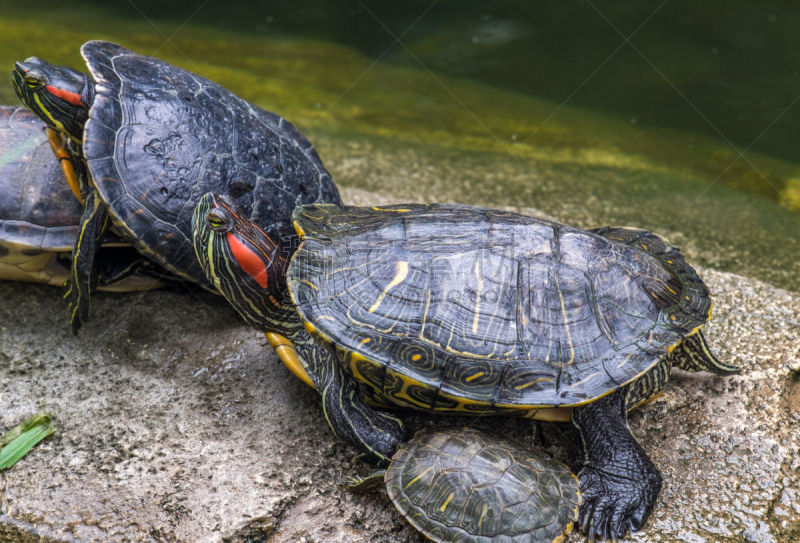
xmin=1 ymin=0 xmax=797 ymax=290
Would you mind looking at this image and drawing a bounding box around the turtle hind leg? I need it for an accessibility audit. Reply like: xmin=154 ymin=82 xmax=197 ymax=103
xmin=572 ymin=386 xmax=662 ymax=542
xmin=95 ymin=247 xmax=149 ymax=287
xmin=344 ymin=471 xmax=387 ymax=493
xmin=64 ymin=189 xmax=109 ymax=336
xmin=670 ymin=330 xmax=740 ymax=375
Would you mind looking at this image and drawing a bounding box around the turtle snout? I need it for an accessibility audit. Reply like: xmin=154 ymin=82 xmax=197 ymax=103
xmin=14 ymin=57 xmax=45 ymax=73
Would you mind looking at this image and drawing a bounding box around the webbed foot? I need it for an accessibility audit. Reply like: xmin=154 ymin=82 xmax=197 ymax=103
xmin=577 ymin=452 xmax=661 ymax=541
xmin=572 ymin=387 xmax=662 ymax=541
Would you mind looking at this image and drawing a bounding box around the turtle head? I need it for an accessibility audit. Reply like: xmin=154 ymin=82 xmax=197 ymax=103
xmin=192 ymin=193 xmax=288 ymax=330
xmin=12 ymin=57 xmax=94 ymax=141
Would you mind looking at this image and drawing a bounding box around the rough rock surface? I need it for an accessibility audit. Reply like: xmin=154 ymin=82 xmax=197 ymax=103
xmin=1 ymin=189 xmax=798 ymax=543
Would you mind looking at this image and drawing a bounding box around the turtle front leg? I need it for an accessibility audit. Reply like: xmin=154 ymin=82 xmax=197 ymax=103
xmin=47 ymin=128 xmax=83 ymax=203
xmin=286 ymin=338 xmax=405 ymax=465
xmin=64 ymin=188 xmax=109 ymax=336
xmin=571 ymin=387 xmax=662 ymax=542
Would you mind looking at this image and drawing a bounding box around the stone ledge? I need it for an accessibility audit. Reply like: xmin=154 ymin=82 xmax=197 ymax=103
xmin=1 ymin=195 xmax=798 ymax=542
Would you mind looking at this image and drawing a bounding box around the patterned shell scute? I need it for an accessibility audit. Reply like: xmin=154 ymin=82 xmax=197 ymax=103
xmin=385 ymin=427 xmax=580 ymax=543
xmin=289 ymin=204 xmax=714 ymax=408
xmin=0 ymin=106 xmax=86 ymax=251
xmin=80 ymin=40 xmax=341 ymax=287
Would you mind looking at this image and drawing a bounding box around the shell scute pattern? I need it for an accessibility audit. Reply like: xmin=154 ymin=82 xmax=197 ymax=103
xmin=385 ymin=428 xmax=579 ymax=543
xmin=81 ymin=41 xmax=340 ymax=287
xmin=588 ymin=226 xmax=712 ymax=334
xmin=290 ymin=204 xmax=712 ymax=408
xmin=436 ymin=357 xmax=499 ymax=406
xmin=87 ymin=93 xmax=122 ymax=136
xmin=0 ymin=107 xmax=81 ymax=239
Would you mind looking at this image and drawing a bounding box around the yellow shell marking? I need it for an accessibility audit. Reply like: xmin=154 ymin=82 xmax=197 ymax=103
xmin=435 ymin=391 xmax=492 ymax=409
xmin=405 ymin=466 xmax=434 ymax=487
xmin=368 ymin=261 xmax=409 ymax=313
xmin=440 ymin=492 xmax=454 ymax=512
xmin=384 ymin=369 xmax=431 ymax=409
xmin=303 ymin=320 xmax=333 ymax=344
xmin=347 ymin=351 xmax=375 ymax=385
xmin=514 ymin=377 xmax=555 ymax=390
xmin=478 ymin=504 xmax=488 ymax=532
xmin=555 ymin=277 xmax=575 ymax=365
xmin=292 ymin=220 xmax=306 ymax=238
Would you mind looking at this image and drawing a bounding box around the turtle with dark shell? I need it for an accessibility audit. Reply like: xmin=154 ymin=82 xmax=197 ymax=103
xmin=12 ymin=40 xmax=341 ymax=334
xmin=0 ymin=105 xmax=166 ymax=292
xmin=192 ymin=194 xmax=740 ymax=541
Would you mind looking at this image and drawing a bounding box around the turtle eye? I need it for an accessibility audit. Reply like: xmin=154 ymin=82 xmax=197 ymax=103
xmin=206 ymin=210 xmax=231 ymax=232
xmin=24 ymin=70 xmax=45 ymax=91
xmin=25 ymin=78 xmax=43 ymax=90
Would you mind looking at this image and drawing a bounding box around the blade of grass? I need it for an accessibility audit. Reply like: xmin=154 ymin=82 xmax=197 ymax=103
xmin=0 ymin=412 xmax=55 ymax=470
xmin=0 ymin=412 xmax=51 ymax=448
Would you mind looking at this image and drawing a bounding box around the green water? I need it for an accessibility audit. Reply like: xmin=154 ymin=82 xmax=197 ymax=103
xmin=0 ymin=1 xmax=797 ymax=291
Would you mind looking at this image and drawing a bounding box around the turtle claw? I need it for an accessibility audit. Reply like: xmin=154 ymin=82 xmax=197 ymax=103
xmin=351 ymin=452 xmax=371 ymax=465
xmin=577 ymin=462 xmax=661 ymax=541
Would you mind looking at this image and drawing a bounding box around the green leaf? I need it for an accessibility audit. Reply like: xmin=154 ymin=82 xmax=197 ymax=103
xmin=0 ymin=412 xmax=55 ymax=470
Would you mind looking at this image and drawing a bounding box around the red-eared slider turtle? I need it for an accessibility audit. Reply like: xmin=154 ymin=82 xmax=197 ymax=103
xmin=0 ymin=105 xmax=165 ymax=292
xmin=191 ymin=195 xmax=740 ymax=541
xmin=347 ymin=427 xmax=581 ymax=543
xmin=12 ymin=40 xmax=341 ymax=334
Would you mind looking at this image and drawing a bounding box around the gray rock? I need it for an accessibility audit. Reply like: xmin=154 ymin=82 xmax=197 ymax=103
xmin=1 ymin=191 xmax=798 ymax=542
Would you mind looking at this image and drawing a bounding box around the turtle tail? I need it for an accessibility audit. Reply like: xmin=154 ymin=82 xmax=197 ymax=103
xmin=669 ymin=330 xmax=741 ymax=375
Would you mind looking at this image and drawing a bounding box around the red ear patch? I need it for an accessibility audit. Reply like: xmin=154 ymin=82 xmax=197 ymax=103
xmin=46 ymin=85 xmax=84 ymax=107
xmin=227 ymin=232 xmax=268 ymax=289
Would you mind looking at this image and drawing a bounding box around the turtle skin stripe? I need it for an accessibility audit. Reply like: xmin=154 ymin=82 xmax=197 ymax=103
xmin=192 ymin=194 xmax=405 ymax=464
xmin=192 ymin=193 xmax=300 ymax=338
xmin=63 ymin=187 xmax=108 ymax=335
xmin=668 ymin=330 xmax=740 ymax=375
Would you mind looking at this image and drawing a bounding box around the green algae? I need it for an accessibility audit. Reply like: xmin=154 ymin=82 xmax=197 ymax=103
xmin=0 ymin=4 xmax=796 ymax=290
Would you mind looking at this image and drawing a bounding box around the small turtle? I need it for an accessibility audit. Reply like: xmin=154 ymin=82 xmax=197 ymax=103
xmin=0 ymin=105 xmax=165 ymax=291
xmin=192 ymin=194 xmax=740 ymax=541
xmin=12 ymin=41 xmax=340 ymax=334
xmin=347 ymin=426 xmax=581 ymax=543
